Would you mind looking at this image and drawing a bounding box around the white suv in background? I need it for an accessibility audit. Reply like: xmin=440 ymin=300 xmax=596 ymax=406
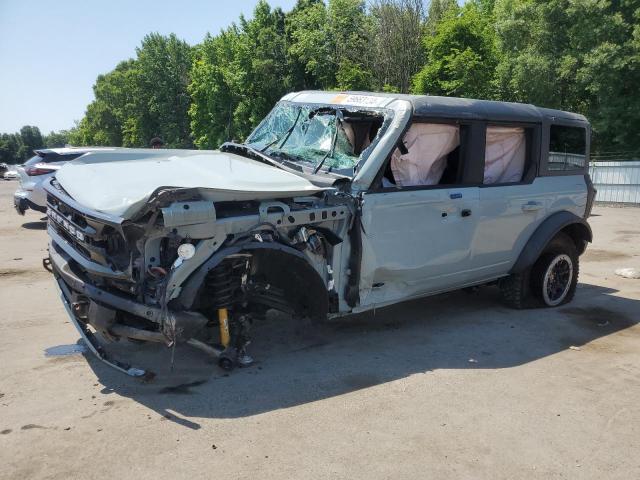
xmin=14 ymin=147 xmax=116 ymax=214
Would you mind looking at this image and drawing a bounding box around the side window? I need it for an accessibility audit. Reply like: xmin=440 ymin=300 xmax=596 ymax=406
xmin=483 ymin=126 xmax=527 ymax=185
xmin=548 ymin=125 xmax=586 ymax=171
xmin=382 ymin=122 xmax=464 ymax=188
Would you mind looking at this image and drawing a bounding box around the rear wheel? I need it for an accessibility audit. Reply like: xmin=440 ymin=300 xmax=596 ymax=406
xmin=500 ymin=232 xmax=579 ymax=308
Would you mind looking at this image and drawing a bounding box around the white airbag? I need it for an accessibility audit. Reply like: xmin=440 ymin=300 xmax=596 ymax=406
xmin=484 ymin=127 xmax=526 ymax=184
xmin=391 ymin=123 xmax=459 ymax=187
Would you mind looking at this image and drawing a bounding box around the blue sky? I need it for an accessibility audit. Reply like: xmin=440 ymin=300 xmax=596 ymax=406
xmin=0 ymin=0 xmax=297 ymax=134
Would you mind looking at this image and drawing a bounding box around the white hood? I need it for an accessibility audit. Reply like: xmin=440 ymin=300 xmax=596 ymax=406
xmin=55 ymin=148 xmax=326 ymax=218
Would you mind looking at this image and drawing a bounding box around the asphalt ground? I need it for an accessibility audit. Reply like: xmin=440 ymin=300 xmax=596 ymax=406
xmin=1 ymin=179 xmax=639 ymax=479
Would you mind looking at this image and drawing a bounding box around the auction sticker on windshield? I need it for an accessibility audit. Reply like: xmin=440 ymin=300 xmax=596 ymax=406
xmin=330 ymin=94 xmax=390 ymax=108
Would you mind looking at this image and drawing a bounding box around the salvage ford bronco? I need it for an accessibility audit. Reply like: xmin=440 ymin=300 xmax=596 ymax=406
xmin=45 ymin=91 xmax=595 ymax=375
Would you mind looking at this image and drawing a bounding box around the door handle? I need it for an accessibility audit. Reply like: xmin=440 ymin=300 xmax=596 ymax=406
xmin=461 ymin=209 xmax=472 ymax=217
xmin=522 ymin=201 xmax=543 ymax=212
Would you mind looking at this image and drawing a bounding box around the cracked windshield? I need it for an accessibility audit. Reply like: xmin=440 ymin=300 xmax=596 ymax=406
xmin=246 ymin=102 xmax=383 ymax=173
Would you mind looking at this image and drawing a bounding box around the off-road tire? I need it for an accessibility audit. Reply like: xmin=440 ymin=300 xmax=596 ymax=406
xmin=530 ymin=232 xmax=579 ymax=307
xmin=499 ymin=270 xmax=532 ymax=309
xmin=500 ymin=232 xmax=579 ymax=309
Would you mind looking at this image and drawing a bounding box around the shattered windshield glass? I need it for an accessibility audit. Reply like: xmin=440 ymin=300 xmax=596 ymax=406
xmin=246 ymin=101 xmax=385 ymax=173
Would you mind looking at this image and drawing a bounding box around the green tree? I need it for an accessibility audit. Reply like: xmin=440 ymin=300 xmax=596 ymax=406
xmin=328 ymin=0 xmax=374 ymax=90
xmin=190 ymin=1 xmax=289 ymax=147
xmin=0 ymin=133 xmax=23 ymax=164
xmin=413 ymin=3 xmax=500 ymax=99
xmin=131 ymin=33 xmax=193 ymax=147
xmin=494 ymin=0 xmax=640 ymax=152
xmin=190 ymin=27 xmax=245 ymax=148
xmin=234 ymin=1 xmax=288 ymax=136
xmin=425 ymin=0 xmax=458 ymax=35
xmin=72 ymin=59 xmax=138 ymax=146
xmin=17 ymin=126 xmax=44 ymax=160
xmin=370 ymin=0 xmax=426 ymax=93
xmin=285 ymin=0 xmax=334 ymax=90
xmin=44 ymin=130 xmax=73 ymax=148
xmin=74 ymin=34 xmax=192 ymax=148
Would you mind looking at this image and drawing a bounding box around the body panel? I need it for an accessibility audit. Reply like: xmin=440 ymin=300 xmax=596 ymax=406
xmin=359 ymin=187 xmax=480 ymax=306
xmin=471 ymin=175 xmax=586 ymax=278
xmin=56 ymin=149 xmax=327 ymax=218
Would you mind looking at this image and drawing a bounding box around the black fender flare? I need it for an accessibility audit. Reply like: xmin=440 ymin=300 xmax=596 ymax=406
xmin=177 ymin=241 xmax=328 ymax=316
xmin=510 ymin=211 xmax=592 ymax=274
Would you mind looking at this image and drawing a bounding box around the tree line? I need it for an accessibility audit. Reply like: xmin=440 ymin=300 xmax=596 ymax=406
xmin=2 ymin=0 xmax=638 ymax=164
xmin=0 ymin=126 xmax=74 ymax=164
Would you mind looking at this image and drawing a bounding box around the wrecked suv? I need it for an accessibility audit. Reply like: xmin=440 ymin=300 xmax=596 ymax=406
xmin=45 ymin=91 xmax=594 ymax=375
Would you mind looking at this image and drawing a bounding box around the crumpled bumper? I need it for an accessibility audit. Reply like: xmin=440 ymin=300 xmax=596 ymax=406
xmin=50 ymin=241 xmax=207 ymax=376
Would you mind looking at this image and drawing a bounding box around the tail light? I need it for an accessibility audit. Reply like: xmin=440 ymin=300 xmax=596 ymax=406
xmin=25 ymin=163 xmax=58 ymax=176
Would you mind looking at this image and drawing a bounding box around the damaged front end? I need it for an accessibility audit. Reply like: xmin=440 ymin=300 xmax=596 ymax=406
xmin=45 ymin=178 xmax=352 ymax=375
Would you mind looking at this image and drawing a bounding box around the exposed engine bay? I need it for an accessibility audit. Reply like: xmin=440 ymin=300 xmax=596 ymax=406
xmin=47 ymin=177 xmax=356 ymax=375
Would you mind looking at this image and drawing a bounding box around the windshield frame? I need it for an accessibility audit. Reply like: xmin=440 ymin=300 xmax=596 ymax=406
xmin=245 ymin=100 xmax=394 ymax=178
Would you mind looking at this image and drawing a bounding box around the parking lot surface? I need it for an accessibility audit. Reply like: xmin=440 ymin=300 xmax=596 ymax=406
xmin=0 ymin=180 xmax=639 ymax=479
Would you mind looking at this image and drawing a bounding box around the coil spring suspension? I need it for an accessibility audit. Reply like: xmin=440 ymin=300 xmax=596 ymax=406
xmin=207 ymin=261 xmax=236 ymax=309
xmin=205 ymin=258 xmax=247 ymax=351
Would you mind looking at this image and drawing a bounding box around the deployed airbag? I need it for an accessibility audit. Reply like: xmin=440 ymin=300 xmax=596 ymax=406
xmin=484 ymin=127 xmax=526 ymax=184
xmin=390 ymin=123 xmax=459 ymax=187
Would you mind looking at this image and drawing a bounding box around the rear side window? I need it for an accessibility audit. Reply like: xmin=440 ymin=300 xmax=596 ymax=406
xmin=548 ymin=126 xmax=586 ymax=171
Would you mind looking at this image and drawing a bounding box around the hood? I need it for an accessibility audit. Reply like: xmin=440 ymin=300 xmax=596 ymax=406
xmin=54 ymin=148 xmax=327 ymax=218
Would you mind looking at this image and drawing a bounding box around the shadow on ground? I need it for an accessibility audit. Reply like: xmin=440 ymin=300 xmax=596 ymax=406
xmin=80 ymin=283 xmax=638 ymax=428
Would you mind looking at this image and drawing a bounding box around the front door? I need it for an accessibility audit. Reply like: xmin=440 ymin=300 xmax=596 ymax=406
xmin=358 ymin=186 xmax=480 ymax=308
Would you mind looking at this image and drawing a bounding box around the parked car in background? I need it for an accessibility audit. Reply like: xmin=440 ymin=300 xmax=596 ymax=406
xmin=14 ymin=147 xmax=117 ymax=214
xmin=0 ymin=163 xmax=9 ymax=177
xmin=3 ymin=167 xmax=20 ymax=180
xmin=45 ymin=91 xmax=594 ymax=376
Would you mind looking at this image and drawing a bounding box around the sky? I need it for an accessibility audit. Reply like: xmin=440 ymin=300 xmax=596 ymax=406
xmin=0 ymin=0 xmax=297 ymax=134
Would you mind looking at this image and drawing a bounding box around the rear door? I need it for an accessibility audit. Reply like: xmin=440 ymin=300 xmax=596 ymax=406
xmin=472 ymin=123 xmax=544 ymax=278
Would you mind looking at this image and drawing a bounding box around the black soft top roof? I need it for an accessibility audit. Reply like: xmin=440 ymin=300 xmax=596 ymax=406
xmin=295 ymin=91 xmax=589 ymax=126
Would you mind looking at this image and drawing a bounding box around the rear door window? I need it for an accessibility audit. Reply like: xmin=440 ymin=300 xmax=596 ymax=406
xmin=548 ymin=126 xmax=586 ymax=171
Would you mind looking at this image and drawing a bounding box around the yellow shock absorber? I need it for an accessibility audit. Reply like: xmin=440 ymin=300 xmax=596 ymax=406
xmin=218 ymin=308 xmax=230 ymax=348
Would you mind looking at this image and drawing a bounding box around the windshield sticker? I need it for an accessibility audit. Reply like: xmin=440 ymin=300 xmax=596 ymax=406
xmin=330 ymin=94 xmax=389 ymax=108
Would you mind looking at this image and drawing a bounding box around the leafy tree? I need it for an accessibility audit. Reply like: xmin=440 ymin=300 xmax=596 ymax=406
xmin=44 ymin=130 xmax=73 ymax=148
xmin=50 ymin=0 xmax=640 ymax=155
xmin=17 ymin=126 xmax=44 ymax=160
xmin=132 ymin=33 xmax=193 ymax=147
xmin=413 ymin=3 xmax=499 ymax=99
xmin=74 ymin=34 xmax=192 ymax=148
xmin=494 ymin=0 xmax=640 ymax=152
xmin=0 ymin=133 xmax=22 ymax=164
xmin=234 ymin=1 xmax=288 ymax=136
xmin=285 ymin=0 xmax=334 ymax=90
xmin=425 ymin=0 xmax=458 ymax=35
xmin=190 ymin=27 xmax=245 ymax=148
xmin=328 ymin=0 xmax=374 ymax=90
xmin=190 ymin=1 xmax=288 ymax=147
xmin=370 ymin=0 xmax=426 ymax=93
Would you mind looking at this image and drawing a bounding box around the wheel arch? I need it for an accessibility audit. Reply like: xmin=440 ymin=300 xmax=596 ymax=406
xmin=511 ymin=211 xmax=592 ymax=274
xmin=177 ymin=241 xmax=329 ymax=321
